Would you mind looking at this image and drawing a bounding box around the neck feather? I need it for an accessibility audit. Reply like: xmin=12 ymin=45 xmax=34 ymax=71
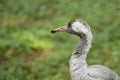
xmin=73 ymin=32 xmax=92 ymax=57
xmin=69 ymin=33 xmax=92 ymax=80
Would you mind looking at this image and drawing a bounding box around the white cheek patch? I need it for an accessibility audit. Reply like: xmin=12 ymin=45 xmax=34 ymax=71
xmin=72 ymin=22 xmax=88 ymax=33
xmin=72 ymin=22 xmax=81 ymax=32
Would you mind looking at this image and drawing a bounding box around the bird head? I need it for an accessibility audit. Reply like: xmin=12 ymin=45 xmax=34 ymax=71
xmin=51 ymin=19 xmax=92 ymax=39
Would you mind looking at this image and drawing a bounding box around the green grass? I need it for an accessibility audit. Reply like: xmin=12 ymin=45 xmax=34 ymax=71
xmin=0 ymin=0 xmax=120 ymax=80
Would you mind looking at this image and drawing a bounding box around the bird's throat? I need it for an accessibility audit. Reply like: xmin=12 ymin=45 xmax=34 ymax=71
xmin=74 ymin=37 xmax=91 ymax=57
xmin=69 ymin=37 xmax=92 ymax=80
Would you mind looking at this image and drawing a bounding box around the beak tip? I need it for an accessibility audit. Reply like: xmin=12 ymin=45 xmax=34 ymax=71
xmin=50 ymin=30 xmax=56 ymax=33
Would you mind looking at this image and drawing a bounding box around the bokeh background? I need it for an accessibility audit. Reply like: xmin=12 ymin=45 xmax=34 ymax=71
xmin=0 ymin=0 xmax=120 ymax=80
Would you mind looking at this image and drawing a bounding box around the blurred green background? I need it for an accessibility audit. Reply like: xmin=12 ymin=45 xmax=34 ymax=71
xmin=0 ymin=0 xmax=120 ymax=80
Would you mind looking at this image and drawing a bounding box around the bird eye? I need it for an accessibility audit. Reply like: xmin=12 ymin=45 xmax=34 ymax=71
xmin=67 ymin=19 xmax=75 ymax=28
xmin=67 ymin=22 xmax=71 ymax=28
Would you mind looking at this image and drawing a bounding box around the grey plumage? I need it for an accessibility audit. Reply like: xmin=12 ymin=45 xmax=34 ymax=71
xmin=51 ymin=19 xmax=120 ymax=80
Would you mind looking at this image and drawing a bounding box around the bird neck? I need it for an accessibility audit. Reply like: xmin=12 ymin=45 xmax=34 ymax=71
xmin=69 ymin=33 xmax=92 ymax=80
xmin=73 ymin=33 xmax=92 ymax=58
xmin=70 ymin=33 xmax=92 ymax=68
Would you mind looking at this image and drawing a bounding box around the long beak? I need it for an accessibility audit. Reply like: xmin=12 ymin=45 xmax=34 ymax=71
xmin=51 ymin=26 xmax=67 ymax=33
